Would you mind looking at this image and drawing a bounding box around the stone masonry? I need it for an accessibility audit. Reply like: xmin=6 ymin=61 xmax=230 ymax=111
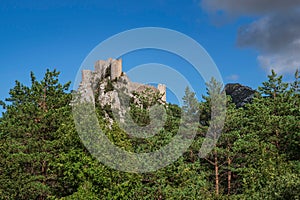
xmin=80 ymin=58 xmax=166 ymax=101
xmin=93 ymin=58 xmax=122 ymax=81
xmin=80 ymin=69 xmax=94 ymax=103
xmin=157 ymin=84 xmax=166 ymax=102
xmin=78 ymin=58 xmax=167 ymax=115
xmin=77 ymin=58 xmax=168 ymax=125
xmin=111 ymin=58 xmax=122 ymax=80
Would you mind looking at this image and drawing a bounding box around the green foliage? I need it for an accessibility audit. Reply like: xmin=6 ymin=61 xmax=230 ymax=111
xmin=258 ymin=69 xmax=289 ymax=98
xmin=105 ymin=79 xmax=114 ymax=93
xmin=129 ymin=87 xmax=164 ymax=127
xmin=0 ymin=69 xmax=73 ymax=199
xmin=129 ymin=103 xmax=151 ymax=126
xmin=104 ymin=66 xmax=111 ymax=79
xmin=0 ymin=69 xmax=299 ymax=199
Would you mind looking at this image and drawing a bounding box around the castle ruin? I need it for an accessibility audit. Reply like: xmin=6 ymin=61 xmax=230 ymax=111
xmin=111 ymin=59 xmax=122 ymax=80
xmin=157 ymin=84 xmax=166 ymax=101
xmin=93 ymin=58 xmax=122 ymax=81
xmin=80 ymin=58 xmax=167 ymax=102
xmin=77 ymin=58 xmax=167 ymax=125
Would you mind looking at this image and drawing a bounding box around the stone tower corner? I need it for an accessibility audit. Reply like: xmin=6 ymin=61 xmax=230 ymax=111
xmin=157 ymin=84 xmax=166 ymax=101
xmin=81 ymin=70 xmax=92 ymax=84
xmin=111 ymin=58 xmax=122 ymax=80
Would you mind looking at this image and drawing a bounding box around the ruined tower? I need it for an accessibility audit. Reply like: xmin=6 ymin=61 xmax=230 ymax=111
xmin=79 ymin=58 xmax=166 ymax=104
xmin=93 ymin=58 xmax=122 ymax=80
xmin=79 ymin=69 xmax=94 ymax=103
xmin=157 ymin=84 xmax=166 ymax=102
xmin=111 ymin=58 xmax=122 ymax=80
xmin=81 ymin=69 xmax=92 ymax=83
xmin=94 ymin=59 xmax=111 ymax=80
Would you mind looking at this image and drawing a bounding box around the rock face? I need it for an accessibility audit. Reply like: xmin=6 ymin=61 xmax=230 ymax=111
xmin=224 ymin=83 xmax=256 ymax=107
xmin=77 ymin=58 xmax=166 ymax=123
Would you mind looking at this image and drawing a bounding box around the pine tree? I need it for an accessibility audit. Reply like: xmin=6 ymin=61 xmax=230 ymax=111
xmin=237 ymin=69 xmax=300 ymax=198
xmin=198 ymin=78 xmax=227 ymax=196
xmin=258 ymin=69 xmax=288 ymax=99
xmin=0 ymin=70 xmax=72 ymax=199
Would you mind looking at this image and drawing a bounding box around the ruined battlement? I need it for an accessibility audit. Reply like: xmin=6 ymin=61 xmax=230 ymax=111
xmin=78 ymin=58 xmax=167 ymax=125
xmin=80 ymin=58 xmax=167 ymax=102
xmin=111 ymin=58 xmax=122 ymax=80
xmin=81 ymin=69 xmax=92 ymax=84
xmin=93 ymin=58 xmax=122 ymax=81
xmin=157 ymin=84 xmax=166 ymax=101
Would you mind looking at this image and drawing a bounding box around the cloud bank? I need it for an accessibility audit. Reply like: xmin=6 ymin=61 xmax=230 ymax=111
xmin=201 ymin=0 xmax=300 ymax=15
xmin=201 ymin=0 xmax=300 ymax=73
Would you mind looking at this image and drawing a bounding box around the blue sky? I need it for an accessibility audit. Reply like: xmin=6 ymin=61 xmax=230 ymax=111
xmin=1 ymin=0 xmax=298 ymax=109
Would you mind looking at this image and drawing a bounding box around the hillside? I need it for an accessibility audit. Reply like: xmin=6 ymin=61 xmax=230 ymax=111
xmin=0 ymin=68 xmax=299 ymax=199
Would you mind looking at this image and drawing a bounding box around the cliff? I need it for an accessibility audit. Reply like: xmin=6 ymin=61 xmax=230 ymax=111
xmin=225 ymin=83 xmax=256 ymax=107
xmin=77 ymin=58 xmax=166 ymax=123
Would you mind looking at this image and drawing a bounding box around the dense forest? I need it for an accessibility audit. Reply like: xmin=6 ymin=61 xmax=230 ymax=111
xmin=0 ymin=69 xmax=299 ymax=199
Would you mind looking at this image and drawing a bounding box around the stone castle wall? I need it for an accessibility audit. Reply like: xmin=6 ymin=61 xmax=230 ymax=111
xmin=80 ymin=58 xmax=166 ymax=103
xmin=157 ymin=84 xmax=166 ymax=101
xmin=111 ymin=59 xmax=122 ymax=80
xmin=81 ymin=69 xmax=92 ymax=83
xmin=79 ymin=70 xmax=94 ymax=103
xmin=95 ymin=59 xmax=110 ymax=80
xmin=94 ymin=58 xmax=122 ymax=81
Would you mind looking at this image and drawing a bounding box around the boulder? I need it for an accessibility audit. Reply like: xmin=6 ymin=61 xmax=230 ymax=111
xmin=225 ymin=83 xmax=256 ymax=107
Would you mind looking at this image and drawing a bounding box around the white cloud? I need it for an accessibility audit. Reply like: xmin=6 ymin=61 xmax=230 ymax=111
xmin=201 ymin=0 xmax=300 ymax=16
xmin=201 ymin=0 xmax=300 ymax=74
xmin=258 ymin=53 xmax=300 ymax=74
xmin=237 ymin=13 xmax=300 ymax=73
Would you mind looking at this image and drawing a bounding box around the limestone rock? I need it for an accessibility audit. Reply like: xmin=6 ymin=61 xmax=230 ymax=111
xmin=158 ymin=84 xmax=166 ymax=102
xmin=225 ymin=83 xmax=256 ymax=107
xmin=77 ymin=58 xmax=167 ymax=125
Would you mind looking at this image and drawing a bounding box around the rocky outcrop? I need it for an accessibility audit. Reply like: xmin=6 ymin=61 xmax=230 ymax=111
xmin=225 ymin=83 xmax=256 ymax=107
xmin=77 ymin=58 xmax=166 ymax=124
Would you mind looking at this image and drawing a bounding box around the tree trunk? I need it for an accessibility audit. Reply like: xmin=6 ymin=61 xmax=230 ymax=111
xmin=43 ymin=87 xmax=47 ymax=112
xmin=227 ymin=157 xmax=232 ymax=195
xmin=214 ymin=150 xmax=219 ymax=196
xmin=275 ymin=129 xmax=279 ymax=149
